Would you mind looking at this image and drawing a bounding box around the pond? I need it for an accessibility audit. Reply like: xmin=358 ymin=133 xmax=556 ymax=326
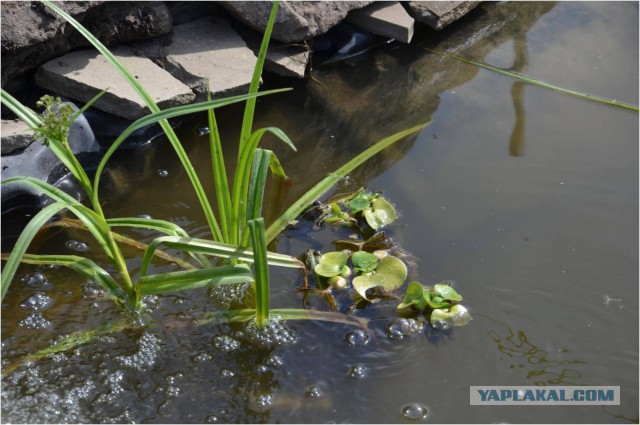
xmin=2 ymin=2 xmax=638 ymax=423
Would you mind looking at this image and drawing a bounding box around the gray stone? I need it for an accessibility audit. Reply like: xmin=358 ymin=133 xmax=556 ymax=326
xmin=165 ymin=1 xmax=224 ymax=25
xmin=221 ymin=1 xmax=372 ymax=43
xmin=1 ymin=1 xmax=173 ymax=84
xmin=264 ymin=44 xmax=310 ymax=79
xmin=164 ymin=18 xmax=257 ymax=96
xmin=35 ymin=47 xmax=195 ymax=120
xmin=406 ymin=1 xmax=481 ymax=30
xmin=346 ymin=2 xmax=414 ymax=43
xmin=1 ymin=103 xmax=99 ymax=205
xmin=1 ymin=119 xmax=35 ymax=155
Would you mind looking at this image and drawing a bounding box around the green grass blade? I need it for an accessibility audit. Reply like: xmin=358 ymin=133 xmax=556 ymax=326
xmin=16 ymin=253 xmax=125 ymax=300
xmin=267 ymin=149 xmax=288 ymax=179
xmin=0 ymin=89 xmax=42 ymax=129
xmin=238 ymin=0 xmax=280 ymax=155
xmin=67 ymin=87 xmax=110 ymax=124
xmin=426 ymin=48 xmax=639 ymax=112
xmin=265 ymin=122 xmax=430 ymax=243
xmin=42 ymin=0 xmax=222 ymax=240
xmin=2 ymin=176 xmax=134 ymax=298
xmin=0 ymin=202 xmax=66 ymax=300
xmin=231 ymin=127 xmax=296 ymax=245
xmin=42 ymin=218 xmax=198 ymax=270
xmin=248 ymin=218 xmax=270 ymax=328
xmin=140 ymin=236 xmax=304 ymax=277
xmin=138 ymin=264 xmax=254 ymax=296
xmin=207 ymin=82 xmax=233 ymax=243
xmin=90 ymin=90 xmax=290 ymax=212
xmin=247 ymin=148 xmax=272 ymax=223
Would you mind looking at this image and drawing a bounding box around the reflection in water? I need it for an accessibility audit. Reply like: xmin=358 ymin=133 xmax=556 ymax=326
xmin=480 ymin=314 xmax=584 ymax=386
xmin=508 ymin=34 xmax=529 ymax=157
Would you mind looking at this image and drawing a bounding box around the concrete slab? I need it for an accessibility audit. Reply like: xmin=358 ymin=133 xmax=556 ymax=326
xmin=264 ymin=45 xmax=310 ymax=79
xmin=346 ymin=1 xmax=414 ymax=43
xmin=406 ymin=1 xmax=481 ymax=31
xmin=1 ymin=119 xmax=35 ymax=155
xmin=164 ymin=17 xmax=258 ymax=96
xmin=35 ymin=47 xmax=195 ymax=120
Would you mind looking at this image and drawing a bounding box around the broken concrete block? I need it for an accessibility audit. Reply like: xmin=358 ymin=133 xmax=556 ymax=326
xmin=346 ymin=1 xmax=414 ymax=43
xmin=406 ymin=1 xmax=480 ymax=30
xmin=35 ymin=47 xmax=195 ymax=120
xmin=164 ymin=17 xmax=257 ymax=96
xmin=1 ymin=119 xmax=35 ymax=155
xmin=264 ymin=45 xmax=310 ymax=79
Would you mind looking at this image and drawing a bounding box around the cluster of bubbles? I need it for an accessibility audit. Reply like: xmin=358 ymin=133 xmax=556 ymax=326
xmin=208 ymin=282 xmax=253 ymax=310
xmin=305 ymin=385 xmax=323 ymax=398
xmin=82 ymin=280 xmax=106 ymax=300
xmin=348 ymin=365 xmax=367 ymax=379
xmin=65 ymin=240 xmax=90 ymax=252
xmin=212 ymin=335 xmax=241 ymax=352
xmin=19 ymin=292 xmax=53 ymax=311
xmin=157 ymin=169 xmax=169 ymax=177
xmin=192 ymin=352 xmax=213 ymax=362
xmin=115 ymin=332 xmax=162 ymax=371
xmin=18 ymin=313 xmax=52 ymax=330
xmin=20 ymin=272 xmax=52 ymax=290
xmin=240 ymin=317 xmax=296 ymax=348
xmin=142 ymin=295 xmax=160 ymax=311
xmin=386 ymin=318 xmax=424 ymax=339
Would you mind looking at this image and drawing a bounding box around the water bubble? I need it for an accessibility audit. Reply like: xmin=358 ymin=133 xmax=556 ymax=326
xmin=407 ymin=318 xmax=423 ymax=334
xmin=138 ymin=214 xmax=153 ymax=220
xmin=65 ymin=240 xmax=89 ymax=252
xmin=345 ymin=329 xmax=369 ymax=346
xmin=220 ymin=369 xmax=236 ymax=378
xmin=82 ymin=280 xmax=105 ymax=300
xmin=430 ymin=318 xmax=452 ymax=330
xmin=387 ymin=318 xmax=411 ymax=339
xmin=348 ymin=365 xmax=367 ymax=379
xmin=165 ymin=385 xmax=181 ymax=398
xmin=157 ymin=169 xmax=169 ymax=177
xmin=197 ymin=127 xmax=210 ymax=136
xmin=115 ymin=332 xmax=161 ymax=370
xmin=212 ymin=335 xmax=241 ymax=352
xmin=19 ymin=292 xmax=53 ymax=311
xmin=142 ymin=295 xmax=160 ymax=311
xmin=21 ymin=272 xmax=51 ymax=289
xmin=401 ymin=403 xmax=428 ymax=420
xmin=256 ymin=364 xmax=269 ymax=374
xmin=208 ymin=282 xmax=253 ymax=310
xmin=18 ymin=313 xmax=52 ymax=330
xmin=264 ymin=354 xmax=284 ymax=368
xmin=205 ymin=415 xmax=220 ymax=423
xmin=256 ymin=394 xmax=272 ymax=409
xmin=305 ymin=385 xmax=323 ymax=398
xmin=192 ymin=352 xmax=212 ymax=362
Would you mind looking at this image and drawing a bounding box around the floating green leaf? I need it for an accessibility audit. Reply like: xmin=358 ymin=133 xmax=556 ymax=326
xmin=351 ymin=251 xmax=379 ymax=273
xmin=314 ymin=251 xmax=349 ymax=278
xmin=363 ymin=196 xmax=398 ymax=230
xmin=424 ymin=291 xmax=452 ymax=309
xmin=397 ymin=281 xmax=427 ymax=310
xmin=352 ymin=255 xmax=407 ymax=300
xmin=348 ymin=191 xmax=371 ymax=213
xmin=429 ymin=304 xmax=472 ymax=329
xmin=449 ymin=304 xmax=472 ymax=326
xmin=434 ymin=283 xmax=463 ymax=301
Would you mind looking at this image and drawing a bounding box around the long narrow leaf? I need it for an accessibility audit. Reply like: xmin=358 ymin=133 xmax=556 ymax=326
xmin=247 ymin=149 xmax=272 ymax=223
xmin=1 ymin=202 xmax=66 ymax=300
xmin=207 ymin=81 xmax=233 ymax=243
xmin=67 ymin=86 xmax=110 ymax=124
xmin=231 ymin=127 xmax=296 ymax=245
xmin=138 ymin=264 xmax=254 ymax=295
xmin=248 ymin=218 xmax=270 ymax=328
xmin=267 ymin=149 xmax=288 ymax=179
xmin=140 ymin=236 xmax=304 ymax=277
xmin=16 ymin=253 xmax=125 ymax=300
xmin=42 ymin=0 xmax=222 ymax=241
xmin=0 ymin=89 xmax=42 ymax=130
xmin=426 ymin=48 xmax=639 ymax=112
xmin=41 ymin=218 xmax=197 ymax=270
xmin=265 ymin=122 xmax=430 ymax=243
xmin=238 ymin=0 xmax=280 ymax=153
xmin=90 ymin=90 xmax=290 ymax=211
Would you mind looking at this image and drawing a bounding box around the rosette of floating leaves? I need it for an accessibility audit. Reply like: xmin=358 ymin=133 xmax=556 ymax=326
xmin=397 ymin=282 xmax=471 ymax=330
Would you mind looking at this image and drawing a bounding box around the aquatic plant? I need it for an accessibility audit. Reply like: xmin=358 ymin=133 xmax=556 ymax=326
xmin=1 ymin=0 xmax=428 ymax=332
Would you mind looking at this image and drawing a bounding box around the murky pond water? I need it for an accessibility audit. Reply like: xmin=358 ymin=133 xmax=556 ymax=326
xmin=2 ymin=2 xmax=638 ymax=423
